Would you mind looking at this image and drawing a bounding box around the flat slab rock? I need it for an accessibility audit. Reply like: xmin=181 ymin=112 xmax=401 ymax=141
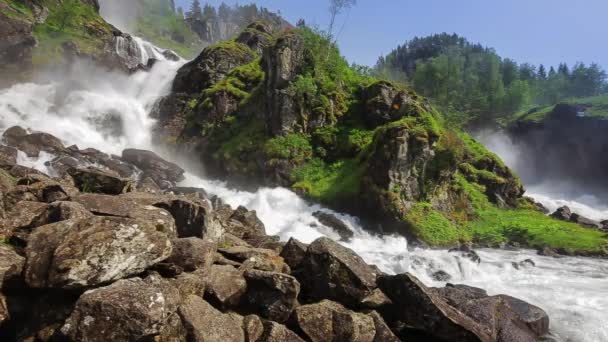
xmin=25 ymin=216 xmax=173 ymax=289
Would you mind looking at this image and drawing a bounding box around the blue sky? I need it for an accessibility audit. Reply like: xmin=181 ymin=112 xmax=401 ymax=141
xmin=177 ymin=0 xmax=608 ymax=70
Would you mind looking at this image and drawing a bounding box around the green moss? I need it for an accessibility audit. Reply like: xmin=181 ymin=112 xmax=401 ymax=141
xmin=405 ymin=202 xmax=464 ymax=246
xmin=2 ymin=0 xmax=34 ymax=20
xmin=31 ymin=0 xmax=113 ymax=65
xmin=213 ymin=116 xmax=266 ymax=161
xmin=514 ymin=95 xmax=608 ymax=123
xmin=291 ymin=158 xmax=366 ymax=202
xmin=265 ymin=133 xmax=313 ymax=163
xmin=455 ymin=175 xmax=608 ymax=254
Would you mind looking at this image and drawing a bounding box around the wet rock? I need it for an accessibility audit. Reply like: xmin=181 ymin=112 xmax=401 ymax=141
xmin=537 ymin=246 xmax=561 ymax=258
xmin=73 ymin=193 xmax=177 ymax=236
xmin=433 ymin=284 xmax=489 ymax=306
xmin=2 ymin=126 xmax=65 ymax=158
xmin=368 ymin=311 xmax=400 ymax=342
xmin=122 ymin=148 xmax=185 ymax=188
xmin=377 ymin=273 xmax=491 ymax=341
xmin=243 ymin=314 xmax=265 ymax=342
xmin=243 ymin=269 xmax=300 ymax=322
xmin=260 ymin=321 xmax=305 ymax=342
xmin=432 ymin=270 xmax=452 ymax=281
xmin=162 ymin=49 xmax=180 ymax=61
xmin=299 ymin=237 xmax=377 ymax=306
xmin=0 ymin=145 xmax=17 ymax=168
xmin=170 ymin=186 xmax=209 ymax=198
xmin=569 ymin=213 xmax=602 ymax=229
xmin=204 ymin=264 xmax=247 ymax=308
xmin=512 ymin=258 xmax=536 ymax=270
xmin=448 ymin=245 xmax=481 ymax=263
xmin=279 ymin=237 xmax=307 ymax=270
xmin=24 ymin=216 xmax=173 ymax=289
xmin=165 ymin=237 xmax=216 ymax=272
xmin=293 ymin=300 xmax=376 ymax=342
xmin=67 ymin=166 xmax=133 ymax=195
xmin=445 ymin=293 xmax=550 ymax=341
xmin=550 ymin=206 xmax=571 ymax=221
xmin=178 ymin=294 xmax=245 ymax=342
xmin=313 ymin=211 xmax=354 ymax=241
xmin=61 ymin=275 xmax=181 ymax=341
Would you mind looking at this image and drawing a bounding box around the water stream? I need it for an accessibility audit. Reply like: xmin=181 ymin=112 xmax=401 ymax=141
xmin=0 ymin=36 xmax=606 ymax=341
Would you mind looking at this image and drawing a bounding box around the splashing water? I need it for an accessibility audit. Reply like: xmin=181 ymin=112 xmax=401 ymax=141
xmin=0 ymin=37 xmax=606 ymax=342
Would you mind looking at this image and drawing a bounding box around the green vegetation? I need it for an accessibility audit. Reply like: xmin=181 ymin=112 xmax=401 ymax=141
xmin=29 ymin=0 xmax=113 ymax=65
xmin=192 ymin=24 xmax=606 ymax=255
xmin=515 ymin=94 xmax=608 ymax=123
xmin=2 ymin=0 xmax=34 ymax=20
xmin=292 ymin=158 xmax=366 ymax=202
xmin=135 ymin=0 xmax=201 ymax=58
xmin=376 ymin=33 xmax=608 ymax=126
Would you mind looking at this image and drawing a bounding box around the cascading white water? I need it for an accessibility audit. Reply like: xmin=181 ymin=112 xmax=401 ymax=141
xmin=0 ymin=37 xmax=606 ymax=341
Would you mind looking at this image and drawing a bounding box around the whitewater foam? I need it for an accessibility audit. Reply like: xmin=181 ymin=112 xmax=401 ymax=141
xmin=0 ymin=36 xmax=606 ymax=341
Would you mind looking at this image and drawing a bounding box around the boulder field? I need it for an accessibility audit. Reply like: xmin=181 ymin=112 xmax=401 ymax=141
xmin=0 ymin=128 xmax=551 ymax=341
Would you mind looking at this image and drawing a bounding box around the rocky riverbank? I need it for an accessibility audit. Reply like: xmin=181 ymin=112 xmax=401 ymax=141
xmin=0 ymin=126 xmax=552 ymax=341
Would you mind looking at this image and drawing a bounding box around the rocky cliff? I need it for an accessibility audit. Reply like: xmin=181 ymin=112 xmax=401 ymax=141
xmin=508 ymin=98 xmax=608 ymax=202
xmin=0 ymin=0 xmax=156 ymax=85
xmin=0 ymin=126 xmax=551 ymax=341
xmin=153 ymin=24 xmax=608 ymax=255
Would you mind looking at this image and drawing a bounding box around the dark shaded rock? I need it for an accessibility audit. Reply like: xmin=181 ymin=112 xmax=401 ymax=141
xmin=512 ymin=259 xmax=536 ymax=270
xmin=172 ymin=40 xmax=256 ymax=94
xmin=279 ymin=237 xmax=307 ymax=270
xmin=368 ymin=311 xmax=401 ymax=342
xmin=225 ymin=205 xmax=267 ymax=239
xmin=500 ymin=295 xmax=550 ymax=337
xmin=0 ymin=243 xmax=24 ymax=288
xmin=313 ymin=211 xmax=354 ymax=241
xmin=550 ymin=206 xmax=571 ymax=221
xmin=170 ymin=271 xmax=207 ymax=301
xmin=377 ymin=273 xmax=492 ymax=341
xmin=569 ymin=213 xmax=602 ymax=229
xmin=2 ymin=126 xmax=65 ymax=158
xmin=448 ymin=245 xmax=481 ymax=264
xmin=299 ymin=237 xmax=377 ymax=306
xmin=235 ymin=21 xmax=274 ymax=54
xmin=24 ymin=216 xmax=173 ymax=289
xmin=61 ymin=274 xmax=181 ymax=341
xmin=204 ymin=264 xmax=247 ymax=308
xmin=170 ymin=186 xmax=208 ymax=198
xmin=293 ymin=300 xmax=376 ymax=342
xmin=433 ymin=284 xmax=489 ymax=307
xmin=363 ymin=80 xmax=421 ymax=127
xmin=122 ymin=148 xmax=185 ymax=188
xmin=260 ymin=321 xmax=305 ymax=342
xmin=263 ymin=32 xmax=308 ymax=135
xmin=67 ymin=166 xmax=133 ymax=195
xmin=0 ymin=8 xmax=36 ymax=70
xmin=122 ymin=192 xmax=223 ymax=241
xmin=0 ymin=145 xmax=17 ymax=168
xmin=162 ymin=49 xmax=180 ymax=61
xmin=243 ymin=269 xmax=300 ymax=322
xmin=178 ymin=294 xmax=244 ymax=342
xmin=432 ymin=270 xmax=452 ymax=282
xmin=165 ymin=237 xmax=216 ymax=272
xmin=537 ymin=247 xmax=561 ymax=258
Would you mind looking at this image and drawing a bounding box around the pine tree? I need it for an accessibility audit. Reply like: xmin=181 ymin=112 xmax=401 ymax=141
xmin=188 ymin=0 xmax=203 ymax=20
xmin=203 ymin=4 xmax=217 ymax=20
xmin=538 ymin=64 xmax=547 ymax=79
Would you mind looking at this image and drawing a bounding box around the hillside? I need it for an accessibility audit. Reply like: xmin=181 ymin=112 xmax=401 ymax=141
xmin=154 ymin=23 xmax=608 ymax=256
xmin=375 ymin=33 xmax=608 ymax=127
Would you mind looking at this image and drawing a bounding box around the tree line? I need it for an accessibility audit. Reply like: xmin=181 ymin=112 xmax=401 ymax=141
xmin=374 ymin=33 xmax=608 ymax=125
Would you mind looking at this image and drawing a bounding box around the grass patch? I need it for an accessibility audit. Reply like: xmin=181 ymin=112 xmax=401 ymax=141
xmin=291 ymin=158 xmax=366 ymax=202
xmin=514 ymin=95 xmax=608 ymax=123
xmin=2 ymin=0 xmax=34 ymax=20
xmin=405 ymin=202 xmax=463 ymax=246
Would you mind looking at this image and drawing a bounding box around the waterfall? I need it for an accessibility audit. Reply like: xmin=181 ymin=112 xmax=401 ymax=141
xmin=0 ymin=37 xmax=606 ymax=341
